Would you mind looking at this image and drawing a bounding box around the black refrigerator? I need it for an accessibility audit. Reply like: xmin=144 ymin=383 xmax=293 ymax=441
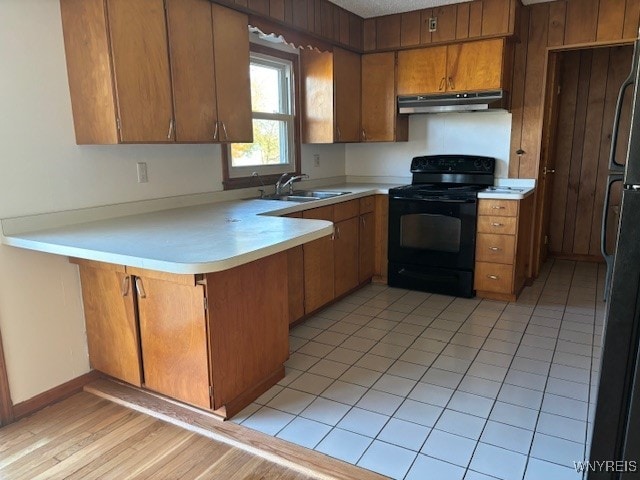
xmin=589 ymin=39 xmax=640 ymax=479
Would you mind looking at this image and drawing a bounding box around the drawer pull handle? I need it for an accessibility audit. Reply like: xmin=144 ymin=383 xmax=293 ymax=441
xmin=491 ymin=222 xmax=504 ymax=227
xmin=489 ymin=247 xmax=501 ymax=251
xmin=491 ymin=206 xmax=506 ymax=210
xmin=487 ymin=275 xmax=500 ymax=280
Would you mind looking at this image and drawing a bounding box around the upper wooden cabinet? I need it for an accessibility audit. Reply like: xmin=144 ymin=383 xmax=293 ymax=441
xmin=361 ymin=52 xmax=408 ymax=142
xmin=60 ymin=0 xmax=252 ymax=144
xmin=398 ymin=38 xmax=508 ymax=95
xmin=301 ymin=47 xmax=361 ymax=144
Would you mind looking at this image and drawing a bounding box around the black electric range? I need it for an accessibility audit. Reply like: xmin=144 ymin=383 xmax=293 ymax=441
xmin=388 ymin=155 xmax=496 ymax=298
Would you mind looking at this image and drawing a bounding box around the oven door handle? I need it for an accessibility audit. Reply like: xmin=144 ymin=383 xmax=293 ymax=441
xmin=391 ymin=196 xmax=475 ymax=204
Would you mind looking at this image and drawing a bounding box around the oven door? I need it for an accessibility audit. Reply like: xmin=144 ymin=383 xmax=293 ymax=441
xmin=388 ymin=196 xmax=478 ymax=270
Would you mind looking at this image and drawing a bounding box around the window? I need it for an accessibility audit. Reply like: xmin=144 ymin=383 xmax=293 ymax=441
xmin=224 ymin=46 xmax=300 ymax=187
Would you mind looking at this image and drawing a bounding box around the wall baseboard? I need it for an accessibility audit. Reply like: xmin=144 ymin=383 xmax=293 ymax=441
xmin=12 ymin=370 xmax=103 ymax=421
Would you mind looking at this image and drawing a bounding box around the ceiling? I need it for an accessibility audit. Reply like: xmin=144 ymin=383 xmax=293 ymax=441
xmin=330 ymin=0 xmax=555 ymax=18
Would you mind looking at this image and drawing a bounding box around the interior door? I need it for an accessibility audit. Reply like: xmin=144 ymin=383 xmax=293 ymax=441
xmin=107 ymin=0 xmax=174 ymax=142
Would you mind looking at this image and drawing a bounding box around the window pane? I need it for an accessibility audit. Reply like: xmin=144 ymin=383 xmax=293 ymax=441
xmin=250 ymin=64 xmax=283 ymax=114
xmin=231 ymin=119 xmax=289 ymax=167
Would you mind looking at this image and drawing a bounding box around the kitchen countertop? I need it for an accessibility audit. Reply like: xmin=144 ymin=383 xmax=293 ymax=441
xmin=477 ymin=179 xmax=536 ymax=200
xmin=1 ymin=184 xmax=397 ymax=275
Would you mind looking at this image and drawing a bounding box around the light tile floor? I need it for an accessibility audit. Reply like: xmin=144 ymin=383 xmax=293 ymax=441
xmin=232 ymin=260 xmax=605 ymax=480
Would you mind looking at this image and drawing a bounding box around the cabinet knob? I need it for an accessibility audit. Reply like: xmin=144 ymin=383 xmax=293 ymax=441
xmin=487 ymin=274 xmax=500 ymax=280
xmin=221 ymin=121 xmax=229 ymax=141
xmin=336 ymin=127 xmax=341 ymax=141
xmin=439 ymin=77 xmax=446 ymax=91
xmin=448 ymin=77 xmax=455 ymax=90
xmin=489 ymin=247 xmax=501 ymax=251
xmin=491 ymin=206 xmax=506 ymax=210
xmin=361 ymin=129 xmax=367 ymax=141
xmin=213 ymin=121 xmax=219 ymax=141
xmin=490 ymin=222 xmax=504 ymax=227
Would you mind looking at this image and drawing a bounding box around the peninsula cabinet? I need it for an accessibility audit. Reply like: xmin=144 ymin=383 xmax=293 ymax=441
xmin=60 ymin=0 xmax=251 ymax=144
xmin=71 ymin=252 xmax=289 ymax=418
xmin=361 ymin=52 xmax=408 ymax=142
xmin=397 ymin=38 xmax=508 ymax=96
xmin=301 ymin=47 xmax=361 ymax=143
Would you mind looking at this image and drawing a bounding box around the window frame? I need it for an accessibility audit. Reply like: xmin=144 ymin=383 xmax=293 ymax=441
xmin=222 ymin=44 xmax=301 ymax=190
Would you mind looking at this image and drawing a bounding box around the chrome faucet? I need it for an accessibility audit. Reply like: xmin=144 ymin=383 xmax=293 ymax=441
xmin=275 ymin=173 xmax=309 ymax=195
xmin=281 ymin=174 xmax=309 ymax=194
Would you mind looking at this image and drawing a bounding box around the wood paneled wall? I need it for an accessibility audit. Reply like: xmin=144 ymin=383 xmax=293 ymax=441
xmin=362 ymin=0 xmax=518 ymax=52
xmin=509 ymin=0 xmax=640 ymax=179
xmin=548 ymin=46 xmax=632 ymax=259
xmin=214 ymin=0 xmax=363 ymax=51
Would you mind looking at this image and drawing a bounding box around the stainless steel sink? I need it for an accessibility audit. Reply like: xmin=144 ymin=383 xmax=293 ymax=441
xmin=261 ymin=190 xmax=351 ymax=202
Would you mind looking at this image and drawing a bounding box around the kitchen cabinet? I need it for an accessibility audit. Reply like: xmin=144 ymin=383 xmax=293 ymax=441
xmin=359 ymin=197 xmax=376 ymax=283
xmin=301 ymin=48 xmax=361 ymax=143
xmin=334 ymin=200 xmax=360 ymax=297
xmin=72 ymin=252 xmax=289 ymax=418
xmin=361 ymin=53 xmax=408 ymax=142
xmin=397 ymin=38 xmax=507 ymax=95
xmin=76 ymin=261 xmax=142 ymax=387
xmin=60 ymin=0 xmax=251 ymax=144
xmin=474 ymin=196 xmax=534 ymax=301
xmin=302 ymin=206 xmax=336 ymax=312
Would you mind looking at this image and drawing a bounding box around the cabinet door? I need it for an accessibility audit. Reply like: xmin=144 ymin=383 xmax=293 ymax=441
xmin=397 ymin=46 xmax=447 ymax=95
xmin=446 ymin=39 xmax=504 ymax=93
xmin=166 ymin=0 xmax=218 ymax=142
xmin=287 ymin=246 xmax=305 ymax=324
xmin=359 ymin=212 xmax=375 ymax=283
xmin=362 ymin=53 xmax=396 ymax=142
xmin=78 ymin=265 xmax=141 ymax=386
xmin=334 ymin=217 xmax=359 ymax=297
xmin=212 ymin=4 xmax=253 ymax=143
xmin=136 ymin=277 xmax=211 ymax=409
xmin=303 ymin=236 xmax=335 ymax=313
xmin=334 ymin=47 xmax=361 ymax=143
xmin=107 ymin=0 xmax=174 ymax=142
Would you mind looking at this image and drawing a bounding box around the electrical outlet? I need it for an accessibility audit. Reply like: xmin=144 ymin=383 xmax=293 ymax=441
xmin=429 ymin=17 xmax=437 ymax=32
xmin=137 ymin=162 xmax=148 ymax=183
xmin=313 ymin=154 xmax=320 ymax=167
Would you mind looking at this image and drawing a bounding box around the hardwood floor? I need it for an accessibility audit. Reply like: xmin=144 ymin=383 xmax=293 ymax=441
xmin=0 ymin=392 xmax=312 ymax=479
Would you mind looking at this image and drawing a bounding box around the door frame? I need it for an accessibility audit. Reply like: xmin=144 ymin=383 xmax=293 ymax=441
xmin=532 ymin=40 xmax=634 ymax=276
xmin=0 ymin=327 xmax=14 ymax=426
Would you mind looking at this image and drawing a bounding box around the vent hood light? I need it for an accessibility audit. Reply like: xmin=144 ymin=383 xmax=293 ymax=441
xmin=398 ymin=90 xmax=508 ymax=114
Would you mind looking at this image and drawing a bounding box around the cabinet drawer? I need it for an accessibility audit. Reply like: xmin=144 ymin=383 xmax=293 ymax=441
xmin=478 ymin=199 xmax=518 ymax=217
xmin=334 ymin=199 xmax=360 ymax=222
xmin=359 ymin=196 xmax=375 ymax=214
xmin=303 ymin=205 xmax=334 ymax=221
xmin=475 ymin=262 xmax=514 ymax=294
xmin=477 ymin=215 xmax=517 ymax=235
xmin=476 ymin=233 xmax=516 ymax=264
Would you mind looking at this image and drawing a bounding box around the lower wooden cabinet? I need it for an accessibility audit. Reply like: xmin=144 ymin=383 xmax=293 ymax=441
xmin=474 ymin=195 xmax=534 ymax=301
xmin=287 ymin=246 xmax=305 ymax=324
xmin=359 ymin=211 xmax=375 ymax=283
xmin=72 ymin=252 xmax=290 ymax=418
xmin=334 ymin=216 xmax=360 ymax=297
xmin=76 ymin=262 xmax=141 ymax=387
xmin=303 ymin=235 xmax=335 ymax=313
xmin=135 ymin=275 xmax=210 ymax=409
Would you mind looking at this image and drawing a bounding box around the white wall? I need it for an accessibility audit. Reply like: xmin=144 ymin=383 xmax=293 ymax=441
xmin=346 ymin=112 xmax=513 ymax=180
xmin=0 ymin=0 xmax=345 ymax=403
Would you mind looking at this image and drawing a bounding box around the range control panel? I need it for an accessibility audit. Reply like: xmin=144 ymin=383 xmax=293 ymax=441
xmin=411 ymin=155 xmax=495 ymax=174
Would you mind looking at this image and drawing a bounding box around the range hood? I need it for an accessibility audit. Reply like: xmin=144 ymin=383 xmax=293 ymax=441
xmin=398 ymin=90 xmax=507 ymax=114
